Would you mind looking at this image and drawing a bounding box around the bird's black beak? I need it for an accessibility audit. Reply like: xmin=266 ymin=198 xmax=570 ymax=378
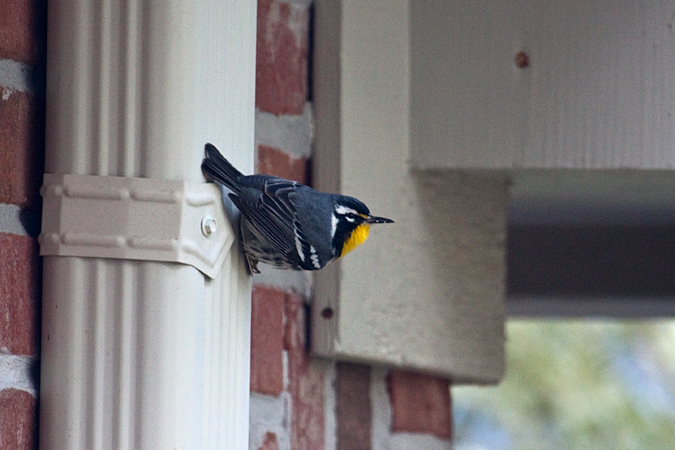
xmin=365 ymin=215 xmax=394 ymax=224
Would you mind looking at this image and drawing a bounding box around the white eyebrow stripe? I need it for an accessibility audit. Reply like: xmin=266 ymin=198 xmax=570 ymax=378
xmin=335 ymin=205 xmax=358 ymax=215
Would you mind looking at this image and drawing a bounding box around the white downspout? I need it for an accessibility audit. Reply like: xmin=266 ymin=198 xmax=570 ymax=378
xmin=39 ymin=0 xmax=255 ymax=449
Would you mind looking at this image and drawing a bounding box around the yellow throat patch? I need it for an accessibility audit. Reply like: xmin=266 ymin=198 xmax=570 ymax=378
xmin=340 ymin=224 xmax=370 ymax=257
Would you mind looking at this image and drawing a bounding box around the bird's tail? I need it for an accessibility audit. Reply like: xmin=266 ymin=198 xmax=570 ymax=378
xmin=201 ymin=143 xmax=244 ymax=193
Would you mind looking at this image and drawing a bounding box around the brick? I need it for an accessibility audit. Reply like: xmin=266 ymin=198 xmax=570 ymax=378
xmin=257 ymin=144 xmax=309 ymax=184
xmin=0 ymin=233 xmax=40 ymax=356
xmin=256 ymin=0 xmax=309 ymax=115
xmin=336 ymin=363 xmax=372 ymax=450
xmin=250 ymin=286 xmax=285 ymax=395
xmin=0 ymin=0 xmax=45 ymax=65
xmin=387 ymin=370 xmax=452 ymax=440
xmin=258 ymin=432 xmax=279 ymax=450
xmin=0 ymin=88 xmax=45 ymax=209
xmin=0 ymin=388 xmax=37 ymax=450
xmin=284 ymin=293 xmax=325 ymax=450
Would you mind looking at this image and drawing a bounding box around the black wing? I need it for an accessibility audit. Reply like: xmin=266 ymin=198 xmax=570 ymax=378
xmin=231 ymin=176 xmax=305 ymax=263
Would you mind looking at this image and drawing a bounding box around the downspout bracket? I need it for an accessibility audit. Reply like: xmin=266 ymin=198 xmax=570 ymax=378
xmin=39 ymin=173 xmax=233 ymax=279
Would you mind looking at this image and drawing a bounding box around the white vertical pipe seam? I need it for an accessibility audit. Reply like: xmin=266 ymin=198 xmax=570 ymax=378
xmin=40 ymin=0 xmax=256 ymax=449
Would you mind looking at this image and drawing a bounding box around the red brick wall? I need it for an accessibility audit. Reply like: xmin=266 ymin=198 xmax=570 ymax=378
xmin=0 ymin=0 xmax=44 ymax=66
xmin=0 ymin=1 xmax=45 ymax=449
xmin=256 ymin=0 xmax=309 ymax=117
xmin=251 ymin=0 xmax=321 ymax=447
xmin=387 ymin=370 xmax=452 ymax=439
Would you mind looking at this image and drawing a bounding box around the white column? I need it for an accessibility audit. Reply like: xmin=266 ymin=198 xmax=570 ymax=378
xmin=40 ymin=0 xmax=256 ymax=449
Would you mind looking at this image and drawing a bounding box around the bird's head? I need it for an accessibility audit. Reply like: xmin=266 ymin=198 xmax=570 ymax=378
xmin=331 ymin=196 xmax=394 ymax=258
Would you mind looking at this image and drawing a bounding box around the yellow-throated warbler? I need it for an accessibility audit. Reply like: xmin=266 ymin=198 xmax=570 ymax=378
xmin=201 ymin=143 xmax=394 ymax=273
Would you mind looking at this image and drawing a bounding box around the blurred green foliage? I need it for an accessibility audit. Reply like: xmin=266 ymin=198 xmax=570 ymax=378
xmin=454 ymin=321 xmax=675 ymax=450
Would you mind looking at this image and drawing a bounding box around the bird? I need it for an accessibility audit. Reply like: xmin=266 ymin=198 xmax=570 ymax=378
xmin=201 ymin=143 xmax=394 ymax=273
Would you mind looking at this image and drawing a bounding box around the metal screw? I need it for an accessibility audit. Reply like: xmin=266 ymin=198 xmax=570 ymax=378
xmin=201 ymin=215 xmax=217 ymax=237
